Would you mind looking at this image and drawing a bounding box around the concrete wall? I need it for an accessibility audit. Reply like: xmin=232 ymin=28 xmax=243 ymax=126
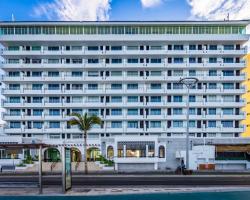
xmin=117 ymin=163 xmax=155 ymax=172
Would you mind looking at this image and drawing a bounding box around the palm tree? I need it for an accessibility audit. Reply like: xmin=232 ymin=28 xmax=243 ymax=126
xmin=68 ymin=112 xmax=102 ymax=174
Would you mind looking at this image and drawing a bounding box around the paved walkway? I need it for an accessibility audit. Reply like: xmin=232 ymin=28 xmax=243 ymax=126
xmin=0 ymin=186 xmax=250 ymax=196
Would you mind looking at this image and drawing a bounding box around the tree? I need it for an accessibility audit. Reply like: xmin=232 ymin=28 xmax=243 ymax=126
xmin=68 ymin=112 xmax=102 ymax=174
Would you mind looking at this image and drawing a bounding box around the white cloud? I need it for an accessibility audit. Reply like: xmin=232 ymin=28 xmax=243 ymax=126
xmin=33 ymin=0 xmax=111 ymax=21
xmin=187 ymin=0 xmax=250 ymax=20
xmin=141 ymin=0 xmax=162 ymax=8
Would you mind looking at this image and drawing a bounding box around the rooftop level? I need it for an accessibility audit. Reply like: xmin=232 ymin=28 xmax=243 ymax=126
xmin=0 ymin=20 xmax=249 ymax=35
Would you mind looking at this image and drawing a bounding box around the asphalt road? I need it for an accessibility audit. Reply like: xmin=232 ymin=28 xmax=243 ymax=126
xmin=1 ymin=175 xmax=250 ymax=186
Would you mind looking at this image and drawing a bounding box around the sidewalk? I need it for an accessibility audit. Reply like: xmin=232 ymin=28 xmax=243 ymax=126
xmin=1 ymin=186 xmax=250 ymax=196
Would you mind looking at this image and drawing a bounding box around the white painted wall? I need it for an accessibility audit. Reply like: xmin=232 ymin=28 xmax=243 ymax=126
xmin=176 ymin=145 xmax=215 ymax=170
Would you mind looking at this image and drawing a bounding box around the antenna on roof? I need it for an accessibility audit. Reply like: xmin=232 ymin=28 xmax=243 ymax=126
xmin=227 ymin=13 xmax=230 ymax=21
xmin=11 ymin=14 xmax=15 ymax=22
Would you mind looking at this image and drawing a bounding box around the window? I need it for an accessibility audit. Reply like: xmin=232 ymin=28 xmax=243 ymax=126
xmin=189 ymin=45 xmax=196 ymax=50
xmin=209 ymin=70 xmax=217 ymax=76
xmin=111 ymin=58 xmax=122 ymax=64
xmin=208 ymin=83 xmax=217 ymax=89
xmin=222 ymin=108 xmax=234 ymax=115
xmin=173 ymin=96 xmax=182 ymax=102
xmin=32 ymin=72 xmax=42 ymax=77
xmin=49 ymin=122 xmax=60 ymax=128
xmin=9 ymin=71 xmax=20 ymax=77
xmin=111 ymin=109 xmax=122 ymax=115
xmin=209 ymin=45 xmax=217 ymax=50
xmin=151 ymin=71 xmax=161 ymax=76
xmin=111 ymin=84 xmax=122 ymax=90
xmin=127 ymin=59 xmax=138 ymax=63
xmin=223 ymin=70 xmax=234 ymax=76
xmin=189 ymin=121 xmax=196 ymax=127
xmin=72 ymin=71 xmax=82 ymax=77
xmin=111 ymin=71 xmax=122 ymax=76
xmin=10 ymin=97 xmax=21 ymax=103
xmin=173 ymin=121 xmax=183 ymax=127
xmin=111 ymin=46 xmax=122 ymax=51
xmin=208 ymin=108 xmax=216 ymax=115
xmin=127 ymin=121 xmax=138 ymax=128
xmin=33 ymin=97 xmax=43 ymax=103
xmin=88 ymin=84 xmax=98 ymax=90
xmin=88 ymin=46 xmax=99 ymax=51
xmin=88 ymin=71 xmax=99 ymax=77
xmin=224 ymin=45 xmax=234 ymax=50
xmin=33 ymin=122 xmax=43 ymax=129
xmin=223 ymin=58 xmax=234 ymax=63
xmin=128 ymin=96 xmax=138 ymax=102
xmin=189 ymin=70 xmax=196 ymax=76
xmin=189 ymin=96 xmax=196 ymax=102
xmin=173 ymin=108 xmax=182 ymax=115
xmin=189 ymin=57 xmax=196 ymax=63
xmin=208 ymin=121 xmax=216 ymax=128
xmin=127 ymin=109 xmax=138 ymax=115
xmin=111 ymin=121 xmax=122 ymax=128
xmin=223 ymin=83 xmax=234 ymax=90
xmin=72 ymin=109 xmax=82 ymax=114
xmin=173 ymin=58 xmax=183 ymax=63
xmin=10 ymin=109 xmax=21 ymax=116
xmin=151 ymin=83 xmax=161 ymax=89
xmin=173 ymin=83 xmax=183 ymax=89
xmin=49 ymin=109 xmax=60 ymax=116
xmin=151 ymin=96 xmax=161 ymax=102
xmin=189 ymin=108 xmax=196 ymax=115
xmin=221 ymin=121 xmax=233 ymax=128
xmin=174 ymin=45 xmax=183 ymax=50
xmin=159 ymin=146 xmax=165 ymax=158
xmin=9 ymin=84 xmax=20 ymax=90
xmin=88 ymin=109 xmax=99 ymax=116
xmin=49 ymin=97 xmax=60 ymax=103
xmin=88 ymin=59 xmax=99 ymax=63
xmin=151 ymin=58 xmax=161 ymax=63
xmin=127 ymin=71 xmax=138 ymax=76
xmin=209 ymin=58 xmax=217 ymax=63
xmin=111 ymin=96 xmax=122 ymax=103
xmin=33 ymin=109 xmax=43 ymax=116
xmin=88 ymin=96 xmax=99 ymax=102
xmin=48 ymin=84 xmax=59 ymax=90
xmin=150 ymin=109 xmax=161 ymax=115
xmin=10 ymin=121 xmax=21 ymax=128
xmin=150 ymin=121 xmax=161 ymax=128
xmin=32 ymin=84 xmax=43 ymax=90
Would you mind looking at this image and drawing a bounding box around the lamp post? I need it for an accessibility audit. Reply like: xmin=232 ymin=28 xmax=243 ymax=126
xmin=178 ymin=77 xmax=198 ymax=169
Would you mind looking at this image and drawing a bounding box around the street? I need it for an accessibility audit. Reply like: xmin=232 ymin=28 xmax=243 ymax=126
xmin=1 ymin=174 xmax=250 ymax=186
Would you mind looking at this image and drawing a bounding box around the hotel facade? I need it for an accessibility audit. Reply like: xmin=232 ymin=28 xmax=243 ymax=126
xmin=0 ymin=21 xmax=250 ymax=171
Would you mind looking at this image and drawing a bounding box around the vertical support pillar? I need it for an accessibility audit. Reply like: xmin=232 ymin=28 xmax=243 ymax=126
xmin=123 ymin=145 xmax=126 ymax=158
xmin=38 ymin=145 xmax=42 ymax=194
xmin=146 ymin=145 xmax=149 ymax=157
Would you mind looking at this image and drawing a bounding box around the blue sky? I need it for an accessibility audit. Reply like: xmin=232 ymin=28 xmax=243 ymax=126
xmin=0 ymin=0 xmax=190 ymax=21
xmin=0 ymin=0 xmax=249 ymax=21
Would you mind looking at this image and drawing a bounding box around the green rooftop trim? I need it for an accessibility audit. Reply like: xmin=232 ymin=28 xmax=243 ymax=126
xmin=0 ymin=25 xmax=246 ymax=35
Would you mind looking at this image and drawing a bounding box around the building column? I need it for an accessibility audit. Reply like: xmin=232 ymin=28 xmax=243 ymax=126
xmin=146 ymin=145 xmax=149 ymax=157
xmin=123 ymin=145 xmax=126 ymax=157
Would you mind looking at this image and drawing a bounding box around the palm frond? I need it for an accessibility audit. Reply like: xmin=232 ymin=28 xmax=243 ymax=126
xmin=68 ymin=112 xmax=102 ymax=133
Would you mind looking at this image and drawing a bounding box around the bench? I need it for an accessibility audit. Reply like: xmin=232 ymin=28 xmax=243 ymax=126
xmin=0 ymin=165 xmax=16 ymax=173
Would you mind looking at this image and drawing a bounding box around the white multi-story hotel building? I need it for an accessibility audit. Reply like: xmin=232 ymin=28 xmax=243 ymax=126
xmin=0 ymin=21 xmax=249 ymax=171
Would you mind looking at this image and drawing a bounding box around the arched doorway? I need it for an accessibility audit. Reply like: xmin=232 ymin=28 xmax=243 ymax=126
xmin=87 ymin=147 xmax=100 ymax=161
xmin=159 ymin=146 xmax=165 ymax=158
xmin=107 ymin=146 xmax=114 ymax=160
xmin=44 ymin=148 xmax=60 ymax=162
xmin=71 ymin=147 xmax=82 ymax=162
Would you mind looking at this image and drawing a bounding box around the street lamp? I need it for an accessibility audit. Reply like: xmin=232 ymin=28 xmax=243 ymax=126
xmin=178 ymin=77 xmax=198 ymax=169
